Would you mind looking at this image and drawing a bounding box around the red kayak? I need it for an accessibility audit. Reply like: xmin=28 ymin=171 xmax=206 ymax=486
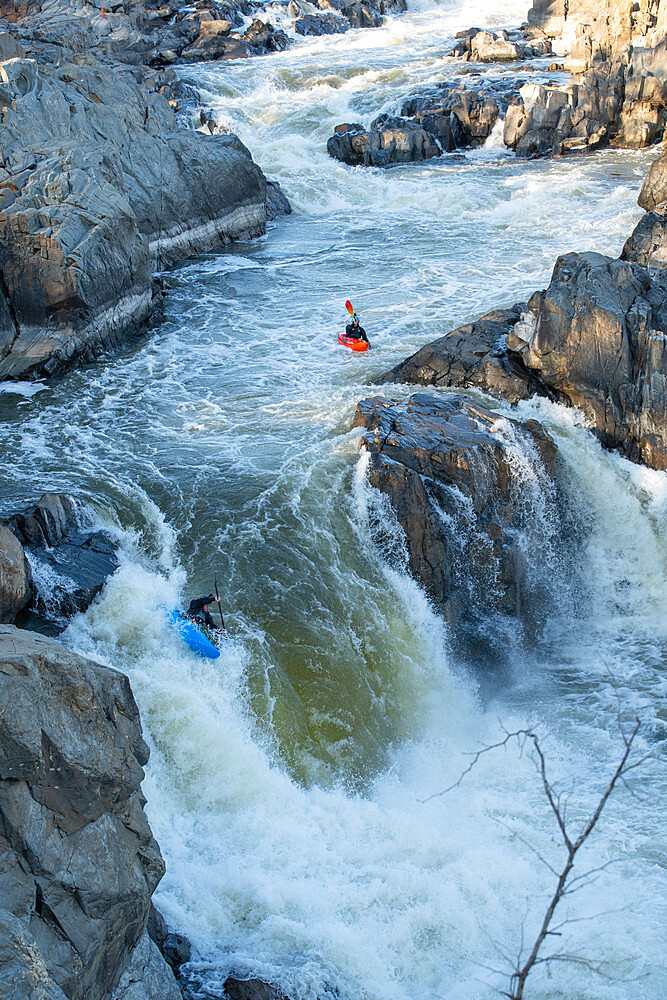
xmin=338 ymin=332 xmax=369 ymax=352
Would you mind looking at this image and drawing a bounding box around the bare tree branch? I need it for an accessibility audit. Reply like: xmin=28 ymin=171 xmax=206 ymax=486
xmin=424 ymin=714 xmax=648 ymax=999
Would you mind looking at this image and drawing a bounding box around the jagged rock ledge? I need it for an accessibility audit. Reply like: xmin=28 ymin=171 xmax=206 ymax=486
xmin=0 ymin=32 xmax=272 ymax=380
xmin=353 ymin=393 xmax=562 ymax=660
xmin=0 ymin=492 xmax=119 ymax=630
xmin=376 ymin=151 xmax=667 ymax=471
xmin=0 ymin=625 xmax=180 ymax=1000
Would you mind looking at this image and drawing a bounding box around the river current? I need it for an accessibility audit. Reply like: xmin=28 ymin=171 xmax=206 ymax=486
xmin=1 ymin=0 xmax=665 ymax=997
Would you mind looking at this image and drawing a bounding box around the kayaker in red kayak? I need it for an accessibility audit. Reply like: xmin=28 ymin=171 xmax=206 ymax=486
xmin=346 ymin=314 xmax=370 ymax=346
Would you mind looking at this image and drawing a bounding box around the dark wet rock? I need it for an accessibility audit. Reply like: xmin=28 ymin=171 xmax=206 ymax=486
xmin=329 ymin=80 xmax=506 ymax=165
xmin=1 ymin=493 xmax=120 ymax=627
xmin=328 ymin=115 xmax=440 ymax=166
xmin=375 ymin=302 xmax=555 ymax=402
xmin=242 ymin=19 xmax=290 ymax=54
xmin=0 ymin=525 xmax=33 ymax=623
xmin=294 ymin=12 xmax=350 ymax=35
xmin=401 ymin=84 xmax=500 ymax=149
xmin=0 ymin=625 xmax=176 ymax=1000
xmin=266 ymin=180 xmax=293 ymax=220
xmin=342 ymin=2 xmax=382 ymax=28
xmin=146 ymin=903 xmax=169 ymax=952
xmin=224 ymin=977 xmax=290 ymax=1000
xmin=162 ymin=931 xmax=192 ymax=972
xmin=327 ymin=122 xmax=370 ymax=165
xmin=621 ymin=209 xmax=667 ymax=268
xmin=181 ymin=31 xmax=248 ymax=61
xmin=7 ymin=491 xmax=79 ymax=548
xmin=353 ymin=394 xmax=560 ymax=656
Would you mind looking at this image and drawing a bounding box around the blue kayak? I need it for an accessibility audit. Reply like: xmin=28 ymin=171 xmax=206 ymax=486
xmin=167 ymin=608 xmax=221 ymax=659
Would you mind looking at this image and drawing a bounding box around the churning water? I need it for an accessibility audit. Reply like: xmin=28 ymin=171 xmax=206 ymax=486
xmin=1 ymin=0 xmax=665 ymax=997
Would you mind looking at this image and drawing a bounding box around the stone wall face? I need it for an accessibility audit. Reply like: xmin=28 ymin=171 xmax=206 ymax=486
xmin=0 ymin=626 xmax=178 ymax=1000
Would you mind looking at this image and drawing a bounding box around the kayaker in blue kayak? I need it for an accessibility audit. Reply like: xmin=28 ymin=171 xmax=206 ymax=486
xmin=187 ymin=595 xmax=226 ymax=635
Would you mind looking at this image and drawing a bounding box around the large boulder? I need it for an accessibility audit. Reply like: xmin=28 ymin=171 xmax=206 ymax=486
xmin=327 ymin=115 xmax=440 ymax=166
xmin=621 ymin=209 xmax=667 ymax=268
xmin=639 ymin=148 xmax=667 ymax=211
xmin=0 ymin=525 xmax=33 ymax=623
xmin=375 ymin=302 xmax=554 ymax=402
xmin=0 ymin=58 xmax=266 ymax=380
xmin=353 ymin=394 xmax=560 ymax=657
xmin=0 ymin=626 xmax=175 ymax=1000
xmin=506 ymin=252 xmax=667 ymax=469
xmin=401 ymin=85 xmax=500 ymax=149
xmin=379 ymin=253 xmax=667 ymax=470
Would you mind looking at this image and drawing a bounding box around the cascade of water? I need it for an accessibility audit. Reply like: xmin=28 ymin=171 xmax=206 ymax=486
xmin=1 ymin=1 xmax=664 ymax=996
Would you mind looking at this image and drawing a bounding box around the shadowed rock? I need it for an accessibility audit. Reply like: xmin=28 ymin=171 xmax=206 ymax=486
xmin=375 ymin=303 xmax=555 ymax=401
xmin=0 ymin=525 xmax=33 ymax=622
xmin=354 ymin=394 xmax=560 ymax=659
xmin=621 ymin=209 xmax=667 ymax=268
xmin=378 ymin=251 xmax=667 ymax=471
xmin=1 ymin=493 xmax=120 ymax=628
xmin=0 ymin=626 xmax=176 ymax=1000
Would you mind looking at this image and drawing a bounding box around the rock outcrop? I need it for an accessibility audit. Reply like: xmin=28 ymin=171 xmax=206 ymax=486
xmin=327 ymin=83 xmax=501 ymax=166
xmin=0 ymin=42 xmax=266 ymax=380
xmin=639 ymin=146 xmax=667 ymax=210
xmin=0 ymin=524 xmax=33 ymax=623
xmin=354 ymin=394 xmax=561 ymax=655
xmin=379 ymin=250 xmax=667 ymax=471
xmin=452 ymin=26 xmax=551 ymax=62
xmin=0 ymin=493 xmax=119 ymax=628
xmin=499 ymin=0 xmax=667 ymax=157
xmin=375 ymin=303 xmax=555 ymax=402
xmin=0 ymin=626 xmax=179 ymax=1000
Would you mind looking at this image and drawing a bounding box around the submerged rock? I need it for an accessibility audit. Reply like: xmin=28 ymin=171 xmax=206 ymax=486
xmin=354 ymin=394 xmax=560 ymax=658
xmin=0 ymin=626 xmax=176 ymax=1000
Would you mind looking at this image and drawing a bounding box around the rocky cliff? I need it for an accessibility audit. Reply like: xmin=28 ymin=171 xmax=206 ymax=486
xmin=0 ymin=626 xmax=180 ymax=1000
xmin=377 ymin=150 xmax=667 ymax=472
xmin=0 ymin=27 xmax=267 ymax=380
xmin=503 ymin=0 xmax=667 ymax=155
xmin=353 ymin=394 xmax=563 ymax=660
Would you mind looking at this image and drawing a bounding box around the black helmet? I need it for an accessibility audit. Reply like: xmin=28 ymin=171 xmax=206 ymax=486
xmin=188 ymin=595 xmax=214 ymax=615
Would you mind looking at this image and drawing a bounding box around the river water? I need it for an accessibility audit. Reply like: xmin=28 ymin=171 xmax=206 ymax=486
xmin=1 ymin=1 xmax=665 ymax=997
